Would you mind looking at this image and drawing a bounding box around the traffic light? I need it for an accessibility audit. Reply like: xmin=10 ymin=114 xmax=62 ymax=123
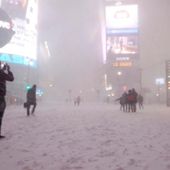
xmin=26 ymin=85 xmax=31 ymax=91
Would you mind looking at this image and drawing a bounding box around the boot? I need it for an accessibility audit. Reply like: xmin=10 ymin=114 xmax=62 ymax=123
xmin=0 ymin=127 xmax=5 ymax=139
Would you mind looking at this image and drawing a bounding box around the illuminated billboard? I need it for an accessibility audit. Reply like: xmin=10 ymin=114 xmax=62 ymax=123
xmin=0 ymin=0 xmax=38 ymax=66
xmin=105 ymin=5 xmax=138 ymax=35
xmin=0 ymin=8 xmax=14 ymax=47
xmin=106 ymin=35 xmax=138 ymax=55
xmin=105 ymin=4 xmax=139 ymax=63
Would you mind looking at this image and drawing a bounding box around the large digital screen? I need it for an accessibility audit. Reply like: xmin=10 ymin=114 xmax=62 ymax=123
xmin=105 ymin=5 xmax=138 ymax=35
xmin=106 ymin=35 xmax=138 ymax=55
xmin=104 ymin=4 xmax=139 ymax=63
xmin=0 ymin=0 xmax=38 ymax=66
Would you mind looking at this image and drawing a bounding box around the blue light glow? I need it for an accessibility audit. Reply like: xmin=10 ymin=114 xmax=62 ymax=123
xmin=0 ymin=53 xmax=37 ymax=67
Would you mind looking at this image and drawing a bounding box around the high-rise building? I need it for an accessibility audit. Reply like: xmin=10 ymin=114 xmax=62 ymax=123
xmin=0 ymin=0 xmax=38 ymax=103
xmin=103 ymin=0 xmax=140 ymax=97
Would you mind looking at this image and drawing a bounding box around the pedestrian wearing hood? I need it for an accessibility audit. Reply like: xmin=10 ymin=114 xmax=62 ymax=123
xmin=26 ymin=84 xmax=37 ymax=116
xmin=0 ymin=62 xmax=14 ymax=139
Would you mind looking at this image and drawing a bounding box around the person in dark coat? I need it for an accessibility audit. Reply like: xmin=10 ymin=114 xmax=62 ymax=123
xmin=26 ymin=84 xmax=37 ymax=116
xmin=74 ymin=96 xmax=81 ymax=106
xmin=127 ymin=89 xmax=138 ymax=112
xmin=0 ymin=62 xmax=14 ymax=138
xmin=127 ymin=90 xmax=133 ymax=112
xmin=131 ymin=88 xmax=138 ymax=112
xmin=115 ymin=92 xmax=128 ymax=112
xmin=137 ymin=94 xmax=144 ymax=109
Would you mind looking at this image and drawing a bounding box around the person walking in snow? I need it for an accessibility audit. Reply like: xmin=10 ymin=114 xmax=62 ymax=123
xmin=26 ymin=84 xmax=37 ymax=116
xmin=74 ymin=96 xmax=81 ymax=106
xmin=137 ymin=94 xmax=144 ymax=109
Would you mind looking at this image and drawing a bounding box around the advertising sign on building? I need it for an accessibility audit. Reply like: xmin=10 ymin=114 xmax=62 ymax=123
xmin=105 ymin=5 xmax=138 ymax=35
xmin=0 ymin=8 xmax=14 ymax=48
xmin=105 ymin=4 xmax=139 ymax=64
xmin=0 ymin=0 xmax=38 ymax=66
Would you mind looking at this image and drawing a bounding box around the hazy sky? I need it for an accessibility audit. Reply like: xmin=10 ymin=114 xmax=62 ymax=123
xmin=38 ymin=0 xmax=170 ymax=97
xmin=38 ymin=0 xmax=103 ymax=93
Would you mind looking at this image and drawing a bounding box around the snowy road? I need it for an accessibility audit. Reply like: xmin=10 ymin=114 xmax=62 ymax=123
xmin=0 ymin=102 xmax=170 ymax=170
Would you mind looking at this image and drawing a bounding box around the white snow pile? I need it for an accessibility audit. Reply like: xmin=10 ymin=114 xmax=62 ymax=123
xmin=0 ymin=102 xmax=170 ymax=170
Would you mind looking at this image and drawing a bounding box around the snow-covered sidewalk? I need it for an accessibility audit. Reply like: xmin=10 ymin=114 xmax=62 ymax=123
xmin=0 ymin=102 xmax=170 ymax=170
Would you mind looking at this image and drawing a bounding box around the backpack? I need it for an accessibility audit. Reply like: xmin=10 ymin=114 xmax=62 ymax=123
xmin=128 ymin=94 xmax=135 ymax=102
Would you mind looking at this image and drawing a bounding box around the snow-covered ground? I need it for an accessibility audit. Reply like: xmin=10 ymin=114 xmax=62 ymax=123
xmin=0 ymin=102 xmax=170 ymax=170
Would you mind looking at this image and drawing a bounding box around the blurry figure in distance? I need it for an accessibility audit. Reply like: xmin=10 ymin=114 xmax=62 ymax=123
xmin=74 ymin=96 xmax=81 ymax=106
xmin=26 ymin=84 xmax=37 ymax=116
xmin=137 ymin=94 xmax=144 ymax=109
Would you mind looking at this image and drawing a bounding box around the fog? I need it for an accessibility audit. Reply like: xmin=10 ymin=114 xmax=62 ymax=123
xmin=1 ymin=1 xmax=170 ymax=169
xmin=36 ymin=0 xmax=170 ymax=102
xmin=38 ymin=0 xmax=103 ymax=99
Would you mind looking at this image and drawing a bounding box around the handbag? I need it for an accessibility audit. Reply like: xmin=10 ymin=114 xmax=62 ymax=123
xmin=23 ymin=102 xmax=28 ymax=108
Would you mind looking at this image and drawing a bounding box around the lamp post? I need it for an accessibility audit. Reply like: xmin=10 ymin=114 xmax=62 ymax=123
xmin=116 ymin=71 xmax=122 ymax=96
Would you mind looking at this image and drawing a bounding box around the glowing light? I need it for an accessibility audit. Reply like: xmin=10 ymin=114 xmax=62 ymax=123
xmin=111 ymin=93 xmax=115 ymax=96
xmin=104 ymin=74 xmax=108 ymax=88
xmin=113 ymin=61 xmax=132 ymax=67
xmin=0 ymin=0 xmax=38 ymax=64
xmin=44 ymin=41 xmax=51 ymax=57
xmin=155 ymin=78 xmax=165 ymax=85
xmin=105 ymin=5 xmax=138 ymax=30
xmin=105 ymin=85 xmax=112 ymax=91
xmin=117 ymin=71 xmax=122 ymax=76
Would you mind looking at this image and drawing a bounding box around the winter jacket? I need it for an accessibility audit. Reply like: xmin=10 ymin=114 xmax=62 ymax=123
xmin=27 ymin=88 xmax=36 ymax=104
xmin=0 ymin=70 xmax=14 ymax=97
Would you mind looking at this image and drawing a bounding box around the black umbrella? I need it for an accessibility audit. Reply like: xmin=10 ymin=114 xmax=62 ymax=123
xmin=0 ymin=8 xmax=15 ymax=48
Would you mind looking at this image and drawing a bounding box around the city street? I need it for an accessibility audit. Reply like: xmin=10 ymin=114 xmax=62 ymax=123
xmin=0 ymin=102 xmax=170 ymax=170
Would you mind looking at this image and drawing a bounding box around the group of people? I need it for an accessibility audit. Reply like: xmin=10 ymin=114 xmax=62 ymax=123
xmin=0 ymin=62 xmax=37 ymax=139
xmin=0 ymin=62 xmax=144 ymax=139
xmin=74 ymin=96 xmax=81 ymax=106
xmin=115 ymin=88 xmax=144 ymax=112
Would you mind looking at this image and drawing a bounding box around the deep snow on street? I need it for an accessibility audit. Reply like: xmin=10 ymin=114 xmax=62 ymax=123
xmin=0 ymin=102 xmax=170 ymax=170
